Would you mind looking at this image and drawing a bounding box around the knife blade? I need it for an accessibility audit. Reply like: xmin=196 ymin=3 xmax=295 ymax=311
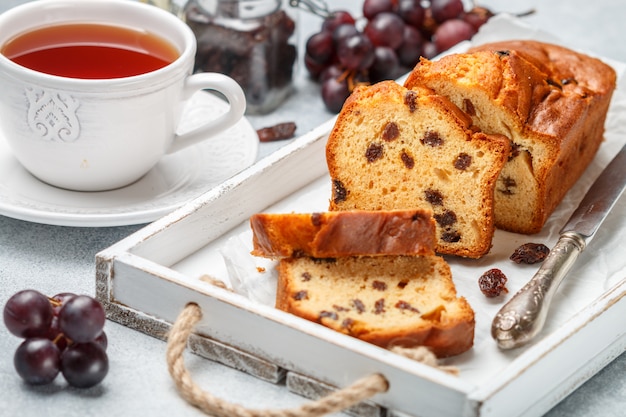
xmin=492 ymin=143 xmax=626 ymax=349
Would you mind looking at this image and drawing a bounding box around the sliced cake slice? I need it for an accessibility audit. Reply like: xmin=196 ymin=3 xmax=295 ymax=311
xmin=326 ymin=80 xmax=510 ymax=258
xmin=276 ymin=255 xmax=475 ymax=358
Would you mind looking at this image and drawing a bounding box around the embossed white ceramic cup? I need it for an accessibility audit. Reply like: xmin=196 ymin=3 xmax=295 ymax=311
xmin=0 ymin=0 xmax=246 ymax=191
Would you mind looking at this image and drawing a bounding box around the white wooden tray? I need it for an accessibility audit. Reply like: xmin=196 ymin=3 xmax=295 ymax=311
xmin=96 ymin=119 xmax=626 ymax=417
xmin=96 ymin=16 xmax=626 ymax=417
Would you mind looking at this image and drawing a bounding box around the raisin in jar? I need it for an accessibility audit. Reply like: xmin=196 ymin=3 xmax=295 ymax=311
xmin=183 ymin=0 xmax=298 ymax=114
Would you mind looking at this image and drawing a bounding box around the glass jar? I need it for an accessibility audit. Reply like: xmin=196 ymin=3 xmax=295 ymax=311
xmin=183 ymin=0 xmax=298 ymax=114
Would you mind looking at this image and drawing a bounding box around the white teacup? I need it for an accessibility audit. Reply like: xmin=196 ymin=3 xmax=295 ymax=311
xmin=0 ymin=0 xmax=246 ymax=191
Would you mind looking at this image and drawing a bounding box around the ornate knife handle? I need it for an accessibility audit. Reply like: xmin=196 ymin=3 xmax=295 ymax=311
xmin=491 ymin=232 xmax=586 ymax=349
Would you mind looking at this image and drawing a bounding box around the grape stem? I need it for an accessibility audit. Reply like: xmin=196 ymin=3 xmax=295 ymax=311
xmin=48 ymin=297 xmax=62 ymax=308
xmin=515 ymin=9 xmax=536 ymax=17
xmin=289 ymin=0 xmax=331 ymax=19
xmin=336 ymin=69 xmax=369 ymax=93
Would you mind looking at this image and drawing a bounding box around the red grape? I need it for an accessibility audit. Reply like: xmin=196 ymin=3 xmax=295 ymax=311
xmin=433 ymin=19 xmax=476 ymax=53
xmin=430 ymin=0 xmax=464 ymax=23
xmin=61 ymin=342 xmax=109 ymax=389
xmin=332 ymin=23 xmax=359 ymax=44
xmin=305 ymin=31 xmax=335 ymax=65
xmin=94 ymin=331 xmax=108 ymax=351
xmin=50 ymin=292 xmax=76 ymax=314
xmin=397 ymin=0 xmax=426 ymax=27
xmin=58 ymin=295 xmax=105 ymax=344
xmin=320 ymin=64 xmax=344 ymax=84
xmin=337 ymin=33 xmax=376 ymax=71
xmin=364 ymin=12 xmax=406 ymax=49
xmin=397 ymin=25 xmax=425 ymax=67
xmin=463 ymin=6 xmax=494 ymax=31
xmin=321 ymin=10 xmax=356 ymax=33
xmin=321 ymin=77 xmax=351 ymax=113
xmin=304 ymin=54 xmax=326 ymax=80
xmin=14 ymin=338 xmax=61 ymax=385
xmin=3 ymin=289 xmax=53 ymax=338
xmin=369 ymin=46 xmax=400 ymax=82
xmin=362 ymin=0 xmax=394 ymax=20
xmin=422 ymin=41 xmax=438 ymax=59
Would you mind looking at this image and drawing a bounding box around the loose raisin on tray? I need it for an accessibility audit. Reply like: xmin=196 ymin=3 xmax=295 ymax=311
xmin=510 ymin=243 xmax=550 ymax=264
xmin=478 ymin=268 xmax=508 ymax=297
xmin=256 ymin=122 xmax=297 ymax=142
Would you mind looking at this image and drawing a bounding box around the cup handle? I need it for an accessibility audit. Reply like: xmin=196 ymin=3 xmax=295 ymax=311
xmin=166 ymin=73 xmax=246 ymax=154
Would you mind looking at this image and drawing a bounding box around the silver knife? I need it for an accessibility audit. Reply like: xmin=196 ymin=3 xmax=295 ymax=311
xmin=492 ymin=143 xmax=626 ymax=349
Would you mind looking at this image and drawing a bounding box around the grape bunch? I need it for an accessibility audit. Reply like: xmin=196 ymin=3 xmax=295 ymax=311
xmin=3 ymin=289 xmax=109 ymax=388
xmin=304 ymin=0 xmax=494 ymax=113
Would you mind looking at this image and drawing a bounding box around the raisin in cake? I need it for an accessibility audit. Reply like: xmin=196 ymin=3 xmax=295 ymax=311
xmin=276 ymin=255 xmax=475 ymax=358
xmin=250 ymin=209 xmax=436 ymax=259
xmin=404 ymin=40 xmax=617 ymax=234
xmin=326 ymin=80 xmax=510 ymax=258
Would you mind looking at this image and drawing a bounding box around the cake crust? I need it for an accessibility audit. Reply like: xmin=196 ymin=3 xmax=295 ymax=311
xmin=251 ymin=209 xmax=436 ymax=259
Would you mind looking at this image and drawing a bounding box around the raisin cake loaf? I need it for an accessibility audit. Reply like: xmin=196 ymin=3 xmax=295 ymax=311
xmin=276 ymin=255 xmax=475 ymax=357
xmin=250 ymin=209 xmax=436 ymax=259
xmin=404 ymin=40 xmax=617 ymax=233
xmin=326 ymin=80 xmax=510 ymax=258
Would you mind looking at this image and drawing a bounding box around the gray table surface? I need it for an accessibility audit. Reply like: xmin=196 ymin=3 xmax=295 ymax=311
xmin=0 ymin=1 xmax=624 ymax=416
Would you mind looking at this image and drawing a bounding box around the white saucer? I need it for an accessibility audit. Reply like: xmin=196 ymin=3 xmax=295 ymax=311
xmin=0 ymin=92 xmax=259 ymax=227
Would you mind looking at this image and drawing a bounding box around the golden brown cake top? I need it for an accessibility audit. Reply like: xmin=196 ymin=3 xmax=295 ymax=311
xmin=407 ymin=40 xmax=617 ymax=139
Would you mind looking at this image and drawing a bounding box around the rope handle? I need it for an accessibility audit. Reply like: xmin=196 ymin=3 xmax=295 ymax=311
xmin=166 ymin=303 xmax=389 ymax=417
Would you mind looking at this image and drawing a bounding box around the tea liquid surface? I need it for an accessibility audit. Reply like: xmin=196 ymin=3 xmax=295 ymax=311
xmin=1 ymin=23 xmax=179 ymax=79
